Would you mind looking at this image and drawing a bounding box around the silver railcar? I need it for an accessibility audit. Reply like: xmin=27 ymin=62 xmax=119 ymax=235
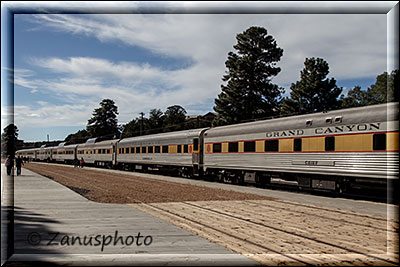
xmin=116 ymin=128 xmax=208 ymax=175
xmin=76 ymin=139 xmax=118 ymax=166
xmin=203 ymin=102 xmax=399 ymax=191
xmin=53 ymin=143 xmax=78 ymax=164
xmin=37 ymin=146 xmax=54 ymax=162
xmin=16 ymin=148 xmax=38 ymax=161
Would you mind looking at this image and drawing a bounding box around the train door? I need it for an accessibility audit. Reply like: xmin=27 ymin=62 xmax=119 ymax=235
xmin=192 ymin=138 xmax=200 ymax=175
xmin=112 ymin=144 xmax=117 ymax=166
xmin=192 ymin=129 xmax=207 ymax=176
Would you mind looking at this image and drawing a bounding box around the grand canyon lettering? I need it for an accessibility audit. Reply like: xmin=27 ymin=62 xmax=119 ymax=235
xmin=266 ymin=123 xmax=381 ymax=138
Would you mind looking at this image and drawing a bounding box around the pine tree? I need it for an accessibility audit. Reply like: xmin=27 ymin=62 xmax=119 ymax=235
xmin=87 ymin=99 xmax=119 ymax=139
xmin=340 ymin=86 xmax=365 ymax=108
xmin=340 ymin=70 xmax=398 ymax=108
xmin=281 ymin=57 xmax=342 ymax=115
xmin=213 ymin=26 xmax=284 ymax=126
xmin=364 ymin=70 xmax=398 ymax=104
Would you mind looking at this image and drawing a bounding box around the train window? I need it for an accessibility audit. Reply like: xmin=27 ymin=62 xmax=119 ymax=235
xmin=325 ymin=136 xmax=335 ymax=151
xmin=135 ymin=147 xmax=140 ymax=153
xmin=193 ymin=138 xmax=199 ymax=151
xmin=265 ymin=140 xmax=279 ymax=152
xmin=294 ymin=139 xmax=302 ymax=152
xmin=325 ymin=117 xmax=333 ymax=124
xmin=184 ymin=144 xmax=189 ymax=153
xmin=162 ymin=145 xmax=169 ymax=153
xmin=177 ymin=144 xmax=182 ymax=153
xmin=148 ymin=146 xmax=153 ymax=153
xmin=228 ymin=142 xmax=239 ymax=153
xmin=213 ymin=143 xmax=222 ymax=153
xmin=373 ymin=133 xmax=386 ymax=151
xmin=141 ymin=146 xmax=147 ymax=153
xmin=334 ymin=116 xmax=342 ymax=123
xmin=107 ymin=149 xmax=111 ymax=154
xmin=155 ymin=146 xmax=160 ymax=153
xmin=244 ymin=141 xmax=256 ymax=152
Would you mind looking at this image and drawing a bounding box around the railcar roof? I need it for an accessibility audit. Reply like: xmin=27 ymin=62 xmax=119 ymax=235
xmin=77 ymin=139 xmax=120 ymax=148
xmin=119 ymin=128 xmax=208 ymax=144
xmin=16 ymin=148 xmax=39 ymax=153
xmin=205 ymin=102 xmax=398 ymax=137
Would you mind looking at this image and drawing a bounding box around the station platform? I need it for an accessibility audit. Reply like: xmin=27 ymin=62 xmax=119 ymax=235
xmin=1 ymin=166 xmax=257 ymax=266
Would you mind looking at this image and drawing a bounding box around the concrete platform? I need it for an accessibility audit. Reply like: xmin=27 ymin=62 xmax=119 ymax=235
xmin=1 ymin=166 xmax=258 ymax=266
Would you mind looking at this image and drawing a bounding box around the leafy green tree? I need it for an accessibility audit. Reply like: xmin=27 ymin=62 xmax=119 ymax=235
xmin=213 ymin=26 xmax=284 ymax=126
xmin=64 ymin=129 xmax=90 ymax=144
xmin=1 ymin=124 xmax=19 ymax=157
xmin=184 ymin=114 xmax=214 ymax=130
xmin=121 ymin=118 xmax=142 ymax=138
xmin=147 ymin=109 xmax=164 ymax=134
xmin=163 ymin=105 xmax=187 ymax=132
xmin=87 ymin=99 xmax=119 ymax=139
xmin=281 ymin=57 xmax=342 ymax=115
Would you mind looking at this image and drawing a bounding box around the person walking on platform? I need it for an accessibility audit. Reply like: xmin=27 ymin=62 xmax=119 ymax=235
xmin=80 ymin=157 xmax=85 ymax=168
xmin=5 ymin=156 xmax=13 ymax=176
xmin=73 ymin=157 xmax=79 ymax=168
xmin=16 ymin=156 xmax=24 ymax=176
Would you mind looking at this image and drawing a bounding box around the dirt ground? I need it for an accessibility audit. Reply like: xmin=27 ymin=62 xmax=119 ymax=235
xmin=23 ymin=162 xmax=399 ymax=266
xmin=23 ymin=162 xmax=275 ymax=203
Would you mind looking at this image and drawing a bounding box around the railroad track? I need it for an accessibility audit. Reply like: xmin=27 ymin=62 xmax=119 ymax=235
xmin=131 ymin=200 xmax=398 ymax=266
xmin=245 ymin=199 xmax=398 ymax=233
xmin=261 ymin=181 xmax=394 ymax=204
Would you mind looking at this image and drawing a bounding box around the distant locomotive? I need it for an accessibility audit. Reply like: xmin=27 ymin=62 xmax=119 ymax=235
xmin=17 ymin=102 xmax=399 ymax=194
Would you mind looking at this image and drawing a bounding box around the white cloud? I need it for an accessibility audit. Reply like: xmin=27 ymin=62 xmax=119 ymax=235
xmin=30 ymin=13 xmax=388 ymax=82
xmin=18 ymin=56 xmax=221 ymax=125
xmin=31 ymin=57 xmax=169 ymax=84
xmin=13 ymin=103 xmax=92 ymax=128
xmin=12 ymin=11 xmax=390 ymax=140
xmin=13 ymin=68 xmax=39 ymax=91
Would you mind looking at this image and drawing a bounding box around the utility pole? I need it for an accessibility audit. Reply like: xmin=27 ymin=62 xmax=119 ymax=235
xmin=119 ymin=124 xmax=125 ymax=139
xmin=139 ymin=112 xmax=145 ymax=136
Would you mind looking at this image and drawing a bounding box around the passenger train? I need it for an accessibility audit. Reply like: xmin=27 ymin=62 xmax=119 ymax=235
xmin=16 ymin=102 xmax=399 ymax=194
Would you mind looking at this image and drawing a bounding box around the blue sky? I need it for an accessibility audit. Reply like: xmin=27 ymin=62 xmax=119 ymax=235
xmin=1 ymin=2 xmax=396 ymax=142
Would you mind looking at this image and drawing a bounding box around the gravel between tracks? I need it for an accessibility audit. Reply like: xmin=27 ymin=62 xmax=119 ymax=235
xmin=24 ymin=162 xmax=275 ymax=203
